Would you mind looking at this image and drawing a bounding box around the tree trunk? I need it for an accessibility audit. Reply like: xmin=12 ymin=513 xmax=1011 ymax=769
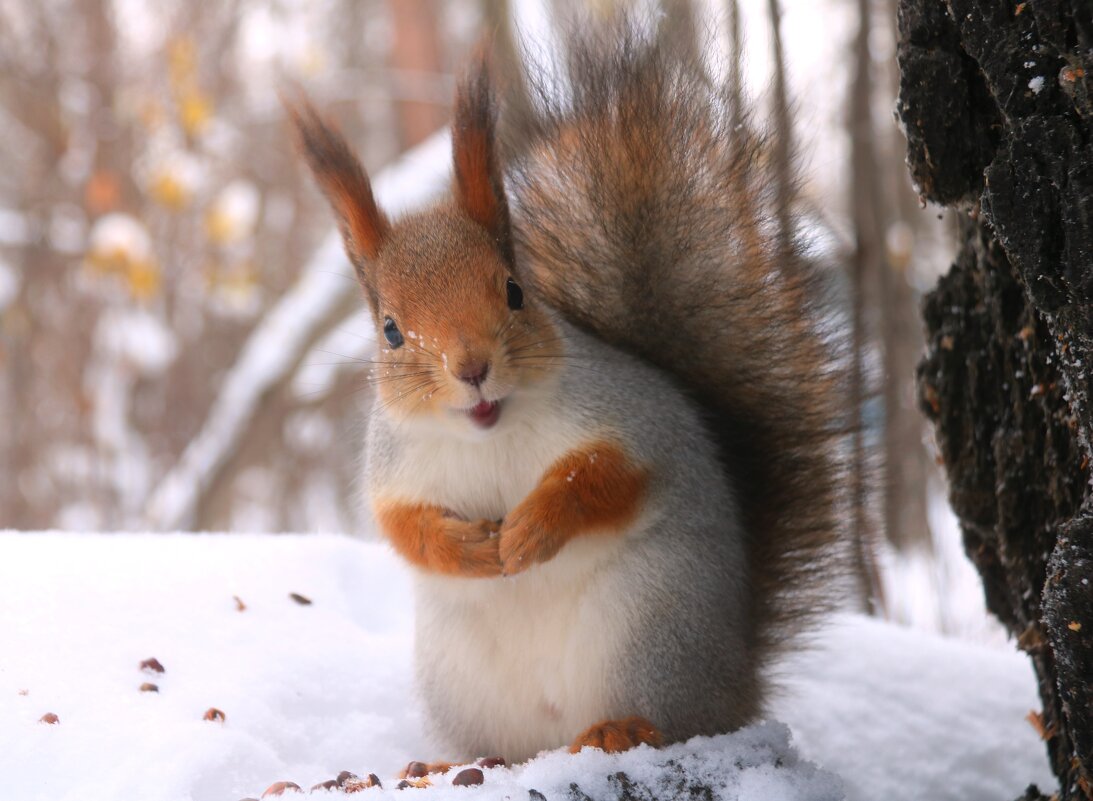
xmin=896 ymin=0 xmax=1093 ymax=798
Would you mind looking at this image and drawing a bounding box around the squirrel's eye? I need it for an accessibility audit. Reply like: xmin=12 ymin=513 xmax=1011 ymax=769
xmin=506 ymin=278 xmax=524 ymax=311
xmin=383 ymin=317 xmax=404 ymax=349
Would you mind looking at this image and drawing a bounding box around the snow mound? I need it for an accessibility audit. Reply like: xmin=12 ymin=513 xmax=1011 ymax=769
xmin=0 ymin=533 xmax=1052 ymax=801
xmin=305 ymin=723 xmax=841 ymax=800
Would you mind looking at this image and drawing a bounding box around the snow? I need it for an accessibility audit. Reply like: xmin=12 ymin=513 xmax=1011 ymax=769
xmin=87 ymin=213 xmax=155 ymax=265
xmin=0 ymin=532 xmax=1054 ymax=801
xmin=92 ymin=308 xmax=178 ymax=376
xmin=1028 ymin=76 xmax=1045 ymax=94
xmin=878 ymin=487 xmax=1008 ymax=644
xmin=208 ymin=180 xmax=262 ymax=244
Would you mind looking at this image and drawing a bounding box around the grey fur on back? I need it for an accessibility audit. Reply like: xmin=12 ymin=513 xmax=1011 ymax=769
xmin=502 ymin=12 xmax=850 ymax=712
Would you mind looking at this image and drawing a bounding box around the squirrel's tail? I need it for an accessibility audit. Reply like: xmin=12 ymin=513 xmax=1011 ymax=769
xmin=503 ymin=15 xmax=850 ymax=702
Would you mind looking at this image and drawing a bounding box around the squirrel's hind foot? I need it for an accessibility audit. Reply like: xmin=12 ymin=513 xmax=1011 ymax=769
xmin=569 ymin=716 xmax=663 ymax=754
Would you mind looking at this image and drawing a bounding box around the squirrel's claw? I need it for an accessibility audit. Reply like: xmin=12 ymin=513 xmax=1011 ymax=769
xmin=497 ymin=511 xmax=563 ymax=575
xmin=569 ymin=717 xmax=663 ymax=754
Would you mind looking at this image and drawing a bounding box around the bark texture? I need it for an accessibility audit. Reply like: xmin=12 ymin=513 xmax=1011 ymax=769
xmin=897 ymin=0 xmax=1093 ymax=798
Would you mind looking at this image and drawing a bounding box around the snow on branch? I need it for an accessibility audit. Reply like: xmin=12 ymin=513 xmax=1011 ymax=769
xmin=144 ymin=131 xmax=452 ymax=531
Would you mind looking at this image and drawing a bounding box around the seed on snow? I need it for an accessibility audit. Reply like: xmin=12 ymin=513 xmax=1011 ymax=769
xmin=452 ymin=768 xmax=484 ymax=786
xmin=140 ymin=657 xmax=165 ymax=673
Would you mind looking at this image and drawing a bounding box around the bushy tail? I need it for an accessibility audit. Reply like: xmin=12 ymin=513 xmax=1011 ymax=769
xmin=502 ymin=15 xmax=850 ymax=703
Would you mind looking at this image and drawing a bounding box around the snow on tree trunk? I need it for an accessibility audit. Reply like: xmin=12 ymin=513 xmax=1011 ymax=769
xmin=897 ymin=1 xmax=1093 ymax=799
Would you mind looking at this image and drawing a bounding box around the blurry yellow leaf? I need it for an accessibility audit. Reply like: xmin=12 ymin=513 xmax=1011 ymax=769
xmin=85 ymin=246 xmax=130 ymax=276
xmin=179 ymin=90 xmax=213 ymax=137
xmin=126 ymin=260 xmax=162 ymax=300
xmin=149 ymin=171 xmax=191 ymax=211
xmin=205 ymin=181 xmax=260 ymax=245
xmin=205 ymin=208 xmax=235 ymax=245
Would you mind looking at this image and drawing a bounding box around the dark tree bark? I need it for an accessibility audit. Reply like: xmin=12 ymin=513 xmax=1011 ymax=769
xmin=897 ymin=1 xmax=1093 ymax=799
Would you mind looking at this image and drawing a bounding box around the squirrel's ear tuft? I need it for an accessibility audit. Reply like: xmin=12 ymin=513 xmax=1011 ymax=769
xmin=285 ymin=96 xmax=388 ymax=293
xmin=452 ymin=46 xmax=512 ymax=260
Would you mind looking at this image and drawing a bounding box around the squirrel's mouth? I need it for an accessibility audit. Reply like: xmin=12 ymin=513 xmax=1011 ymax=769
xmin=467 ymin=400 xmax=501 ymax=429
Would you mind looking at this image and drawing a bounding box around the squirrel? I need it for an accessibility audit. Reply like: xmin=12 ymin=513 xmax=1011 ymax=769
xmin=288 ymin=15 xmax=846 ymax=764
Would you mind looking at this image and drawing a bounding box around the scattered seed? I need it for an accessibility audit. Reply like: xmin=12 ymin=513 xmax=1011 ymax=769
xmin=17 ymin=689 xmax=28 ymax=696
xmin=140 ymin=683 xmax=159 ymax=693
xmin=39 ymin=712 xmax=59 ymax=724
xmin=140 ymin=657 xmax=165 ymax=674
xmin=342 ymin=773 xmax=382 ymax=793
xmin=203 ymin=707 xmax=226 ymax=722
xmin=309 ymin=780 xmax=338 ymax=791
xmin=289 ymin=593 xmax=312 ymax=606
xmin=477 ymin=757 xmax=506 ymax=769
xmin=262 ymin=781 xmax=302 ymax=796
xmin=404 ymin=761 xmax=428 ymax=778
xmin=233 ymin=595 xmax=247 ymax=612
xmin=1068 ymin=621 xmax=1082 ymax=632
xmin=452 ymin=768 xmax=484 ymax=787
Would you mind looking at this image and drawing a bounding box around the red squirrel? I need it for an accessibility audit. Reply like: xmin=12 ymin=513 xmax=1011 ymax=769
xmin=288 ymin=16 xmax=845 ymax=765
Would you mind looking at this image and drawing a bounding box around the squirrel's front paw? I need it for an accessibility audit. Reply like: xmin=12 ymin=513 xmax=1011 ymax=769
xmin=438 ymin=516 xmax=503 ymax=578
xmin=498 ymin=504 xmax=563 ymax=575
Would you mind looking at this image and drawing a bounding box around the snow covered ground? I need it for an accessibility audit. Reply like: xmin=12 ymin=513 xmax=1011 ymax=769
xmin=0 ymin=532 xmax=1054 ymax=801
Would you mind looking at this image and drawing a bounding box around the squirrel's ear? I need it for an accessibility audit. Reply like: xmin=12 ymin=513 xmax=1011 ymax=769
xmin=286 ymin=97 xmax=388 ymax=298
xmin=452 ymin=46 xmax=512 ymax=261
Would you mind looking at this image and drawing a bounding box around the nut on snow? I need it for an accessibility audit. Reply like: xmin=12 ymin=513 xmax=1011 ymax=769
xmin=139 ymin=682 xmax=159 ymax=693
xmin=140 ymin=657 xmax=165 ymax=673
xmin=477 ymin=756 xmax=506 ymax=769
xmin=452 ymin=768 xmax=484 ymax=787
xmin=39 ymin=712 xmax=60 ymax=724
xmin=338 ymin=771 xmax=381 ymax=792
xmin=261 ymin=781 xmax=302 ymax=796
xmin=404 ymin=761 xmax=429 ymax=778
xmin=203 ymin=707 xmax=226 ymax=722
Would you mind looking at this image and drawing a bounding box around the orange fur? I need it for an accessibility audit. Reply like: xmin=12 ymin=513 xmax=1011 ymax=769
xmin=498 ymin=440 xmax=648 ymax=575
xmin=569 ymin=717 xmax=663 ymax=754
xmin=285 ymin=101 xmax=389 ymax=266
xmin=454 ymin=125 xmax=498 ymax=235
xmin=375 ymin=501 xmax=501 ymax=578
xmin=452 ymin=46 xmax=507 ymax=245
xmin=367 ymin=207 xmax=563 ymax=421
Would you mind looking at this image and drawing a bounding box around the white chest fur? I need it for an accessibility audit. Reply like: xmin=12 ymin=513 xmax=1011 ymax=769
xmin=370 ymin=383 xmax=641 ymax=760
xmin=376 ymin=386 xmax=587 ymax=522
xmin=413 ymin=532 xmax=633 ymax=761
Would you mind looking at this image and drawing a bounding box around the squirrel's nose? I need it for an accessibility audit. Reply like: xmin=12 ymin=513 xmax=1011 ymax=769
xmin=456 ymin=359 xmax=490 ymax=387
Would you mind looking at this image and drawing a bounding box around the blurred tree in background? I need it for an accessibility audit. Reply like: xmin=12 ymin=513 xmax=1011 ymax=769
xmin=0 ymin=0 xmax=983 ymax=637
xmin=0 ymin=0 xmax=478 ymax=533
